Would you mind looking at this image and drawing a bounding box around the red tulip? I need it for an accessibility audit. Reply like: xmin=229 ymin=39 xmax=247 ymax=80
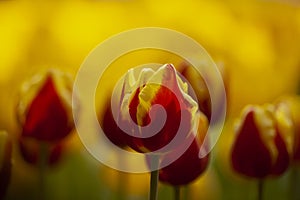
xmin=17 ymin=69 xmax=74 ymax=142
xmin=0 ymin=131 xmax=12 ymax=199
xmin=158 ymin=113 xmax=209 ymax=186
xmin=117 ymin=64 xmax=199 ymax=153
xmin=231 ymin=104 xmax=293 ymax=178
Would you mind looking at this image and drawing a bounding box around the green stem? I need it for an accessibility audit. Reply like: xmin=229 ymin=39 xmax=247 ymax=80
xmin=149 ymin=155 xmax=159 ymax=200
xmin=258 ymin=179 xmax=264 ymax=200
xmin=116 ymin=153 xmax=126 ymax=200
xmin=38 ymin=142 xmax=48 ymax=200
xmin=174 ymin=186 xmax=181 ymax=200
xmin=290 ymin=164 xmax=299 ymax=200
xmin=182 ymin=185 xmax=189 ymax=200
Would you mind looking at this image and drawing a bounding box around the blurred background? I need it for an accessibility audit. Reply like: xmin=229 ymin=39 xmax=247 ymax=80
xmin=0 ymin=0 xmax=300 ymax=199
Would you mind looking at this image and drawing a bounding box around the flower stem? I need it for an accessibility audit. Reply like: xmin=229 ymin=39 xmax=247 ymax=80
xmin=258 ymin=179 xmax=264 ymax=200
xmin=182 ymin=185 xmax=189 ymax=200
xmin=38 ymin=142 xmax=48 ymax=200
xmin=116 ymin=154 xmax=126 ymax=200
xmin=149 ymin=155 xmax=159 ymax=200
xmin=174 ymin=186 xmax=181 ymax=200
xmin=290 ymin=164 xmax=299 ymax=200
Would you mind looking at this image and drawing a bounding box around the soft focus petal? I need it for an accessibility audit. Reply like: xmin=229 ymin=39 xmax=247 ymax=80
xmin=178 ymin=61 xmax=229 ymax=121
xmin=271 ymin=102 xmax=293 ymax=175
xmin=275 ymin=95 xmax=300 ymax=162
xmin=101 ymin=98 xmax=129 ymax=148
xmin=158 ymin=112 xmax=209 ymax=185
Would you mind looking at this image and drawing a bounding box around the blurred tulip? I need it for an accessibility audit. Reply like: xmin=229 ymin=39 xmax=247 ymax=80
xmin=177 ymin=61 xmax=228 ymax=121
xmin=231 ymin=104 xmax=293 ymax=178
xmin=17 ymin=69 xmax=74 ymax=142
xmin=0 ymin=131 xmax=12 ymax=200
xmin=158 ymin=112 xmax=209 ymax=186
xmin=15 ymin=69 xmax=77 ymax=199
xmin=117 ymin=64 xmax=199 ymax=153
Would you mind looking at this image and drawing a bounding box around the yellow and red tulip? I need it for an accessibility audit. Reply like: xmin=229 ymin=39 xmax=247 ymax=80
xmin=117 ymin=64 xmax=199 ymax=153
xmin=231 ymin=104 xmax=293 ymax=178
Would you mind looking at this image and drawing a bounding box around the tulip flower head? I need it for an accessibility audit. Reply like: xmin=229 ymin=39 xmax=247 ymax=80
xmin=115 ymin=64 xmax=199 ymax=154
xmin=231 ymin=104 xmax=293 ymax=178
xmin=17 ymin=69 xmax=74 ymax=142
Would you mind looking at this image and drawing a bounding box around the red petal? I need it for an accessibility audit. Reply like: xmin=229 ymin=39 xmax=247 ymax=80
xmin=271 ymin=129 xmax=290 ymax=175
xmin=159 ymin=135 xmax=209 ymax=185
xmin=101 ymin=99 xmax=129 ymax=148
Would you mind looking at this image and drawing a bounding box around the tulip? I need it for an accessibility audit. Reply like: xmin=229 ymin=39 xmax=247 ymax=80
xmin=17 ymin=69 xmax=74 ymax=142
xmin=16 ymin=69 xmax=76 ymax=199
xmin=115 ymin=64 xmax=201 ymax=200
xmin=231 ymin=104 xmax=293 ymax=200
xmin=0 ymin=131 xmax=12 ymax=200
xmin=117 ymin=64 xmax=199 ymax=154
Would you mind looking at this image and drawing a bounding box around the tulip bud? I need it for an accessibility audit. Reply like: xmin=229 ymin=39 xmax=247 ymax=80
xmin=231 ymin=104 xmax=292 ymax=178
xmin=158 ymin=113 xmax=209 ymax=186
xmin=117 ymin=64 xmax=199 ymax=153
xmin=0 ymin=131 xmax=12 ymax=199
xmin=17 ymin=69 xmax=74 ymax=142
